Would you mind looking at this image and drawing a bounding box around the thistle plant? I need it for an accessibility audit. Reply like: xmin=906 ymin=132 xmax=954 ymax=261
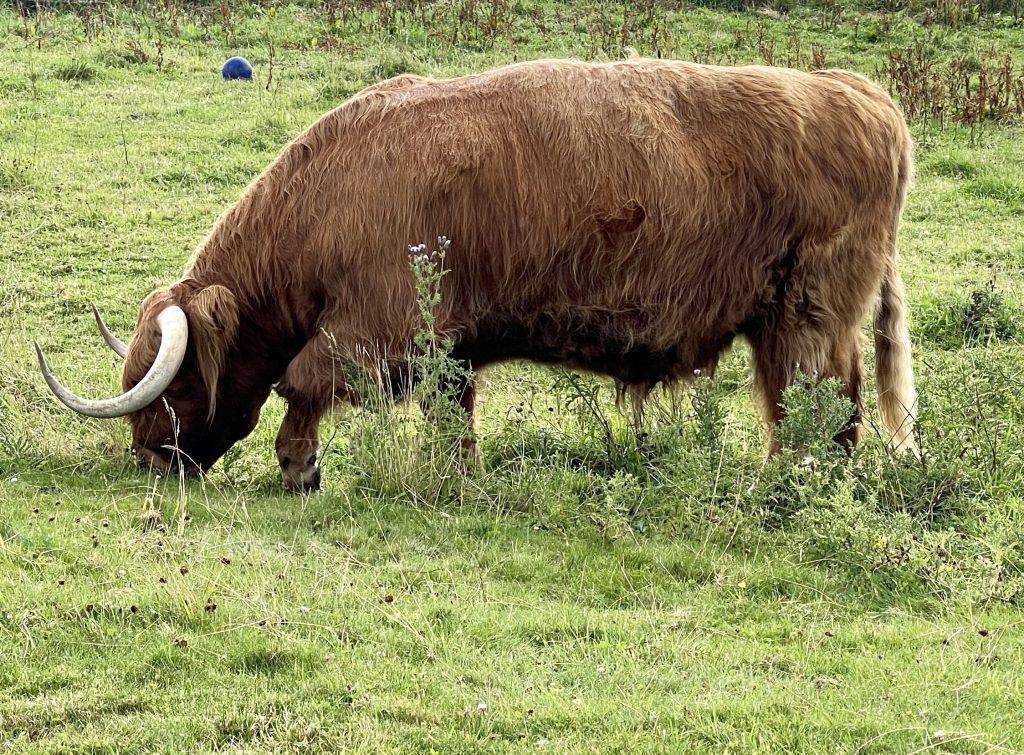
xmin=407 ymin=236 xmax=473 ymax=444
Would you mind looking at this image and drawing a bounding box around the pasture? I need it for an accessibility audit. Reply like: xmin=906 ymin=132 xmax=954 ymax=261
xmin=2 ymin=1 xmax=1024 ymax=751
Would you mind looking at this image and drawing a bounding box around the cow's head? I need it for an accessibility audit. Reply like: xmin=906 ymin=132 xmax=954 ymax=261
xmin=35 ymin=283 xmax=269 ymax=476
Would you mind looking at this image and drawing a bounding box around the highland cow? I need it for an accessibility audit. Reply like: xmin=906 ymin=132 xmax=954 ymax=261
xmin=36 ymin=58 xmax=919 ymax=490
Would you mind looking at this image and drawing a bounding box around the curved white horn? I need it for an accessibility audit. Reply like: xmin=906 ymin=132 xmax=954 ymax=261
xmin=35 ymin=306 xmax=188 ymax=419
xmin=92 ymin=304 xmax=128 ymax=358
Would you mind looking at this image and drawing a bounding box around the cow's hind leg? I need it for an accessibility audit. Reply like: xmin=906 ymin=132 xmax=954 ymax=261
xmin=749 ymin=325 xmax=864 ymax=454
xmin=420 ymin=363 xmax=481 ymax=470
xmin=825 ymin=328 xmax=865 ymax=449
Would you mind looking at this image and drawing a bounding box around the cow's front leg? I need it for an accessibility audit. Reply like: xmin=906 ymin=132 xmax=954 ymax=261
xmin=275 ymin=399 xmax=324 ymax=492
xmin=275 ymin=335 xmax=340 ymax=492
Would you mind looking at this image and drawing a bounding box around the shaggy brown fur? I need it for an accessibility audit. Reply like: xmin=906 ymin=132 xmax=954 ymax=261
xmin=114 ymin=58 xmax=918 ymax=490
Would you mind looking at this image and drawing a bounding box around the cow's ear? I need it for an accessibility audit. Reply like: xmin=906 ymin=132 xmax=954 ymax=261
xmin=187 ymin=285 xmax=239 ymax=418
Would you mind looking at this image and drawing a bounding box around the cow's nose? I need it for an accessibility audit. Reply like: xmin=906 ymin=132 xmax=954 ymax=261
xmin=302 ymin=467 xmax=322 ymax=493
xmin=132 ymin=446 xmax=176 ymax=474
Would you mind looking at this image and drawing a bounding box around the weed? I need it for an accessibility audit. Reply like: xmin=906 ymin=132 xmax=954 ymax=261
xmin=408 ymin=237 xmax=475 ymax=465
xmin=111 ymin=37 xmax=165 ymax=70
xmin=917 ymin=281 xmax=1020 ymax=348
xmin=0 ymin=156 xmax=34 ymax=191
xmin=368 ymin=51 xmax=421 ymax=82
xmin=775 ymin=372 xmax=856 ymax=457
xmin=341 ymin=237 xmax=472 ymax=506
xmin=923 ymin=0 xmax=1024 ymax=27
xmin=52 ymin=60 xmax=98 ymax=82
xmin=882 ymin=39 xmax=1024 ymax=131
xmin=961 ymin=281 xmax=1020 ymax=344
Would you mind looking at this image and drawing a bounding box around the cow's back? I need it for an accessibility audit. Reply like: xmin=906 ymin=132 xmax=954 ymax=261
xmin=197 ymin=59 xmax=911 ymax=382
xmin=340 ymin=62 xmax=899 ymax=327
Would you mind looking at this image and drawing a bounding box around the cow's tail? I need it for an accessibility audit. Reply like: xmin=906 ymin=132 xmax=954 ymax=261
xmin=874 ymin=259 xmax=918 ymax=455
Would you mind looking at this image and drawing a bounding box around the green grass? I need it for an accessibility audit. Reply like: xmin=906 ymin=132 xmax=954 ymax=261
xmin=3 ymin=1 xmax=1024 ymax=752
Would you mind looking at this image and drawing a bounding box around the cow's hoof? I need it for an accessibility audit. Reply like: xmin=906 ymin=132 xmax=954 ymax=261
xmin=280 ymin=455 xmax=321 ymax=493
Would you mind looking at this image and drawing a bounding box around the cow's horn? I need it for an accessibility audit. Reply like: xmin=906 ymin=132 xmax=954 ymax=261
xmin=35 ymin=306 xmax=188 ymax=419
xmin=92 ymin=304 xmax=128 ymax=358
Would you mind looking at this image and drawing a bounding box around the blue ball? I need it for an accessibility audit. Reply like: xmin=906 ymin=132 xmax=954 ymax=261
xmin=221 ymin=56 xmax=253 ymax=81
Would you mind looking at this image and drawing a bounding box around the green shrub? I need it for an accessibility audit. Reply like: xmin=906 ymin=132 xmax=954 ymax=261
xmin=916 ymin=282 xmax=1020 ymax=348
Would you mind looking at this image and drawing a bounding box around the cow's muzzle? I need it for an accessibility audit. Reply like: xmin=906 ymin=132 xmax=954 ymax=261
xmin=280 ymin=453 xmax=321 ymax=493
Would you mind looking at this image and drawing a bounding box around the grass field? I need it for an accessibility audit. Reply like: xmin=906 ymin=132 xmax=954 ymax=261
xmin=3 ymin=1 xmax=1024 ymax=752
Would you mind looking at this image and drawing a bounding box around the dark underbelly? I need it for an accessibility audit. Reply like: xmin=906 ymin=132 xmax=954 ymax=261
xmin=452 ymin=310 xmax=736 ymax=387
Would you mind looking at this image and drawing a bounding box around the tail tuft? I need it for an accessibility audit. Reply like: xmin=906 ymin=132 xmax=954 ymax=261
xmin=874 ymin=263 xmax=919 ymax=455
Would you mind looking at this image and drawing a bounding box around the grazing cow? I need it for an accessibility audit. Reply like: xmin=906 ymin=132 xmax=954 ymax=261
xmin=36 ymin=58 xmax=919 ymax=491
